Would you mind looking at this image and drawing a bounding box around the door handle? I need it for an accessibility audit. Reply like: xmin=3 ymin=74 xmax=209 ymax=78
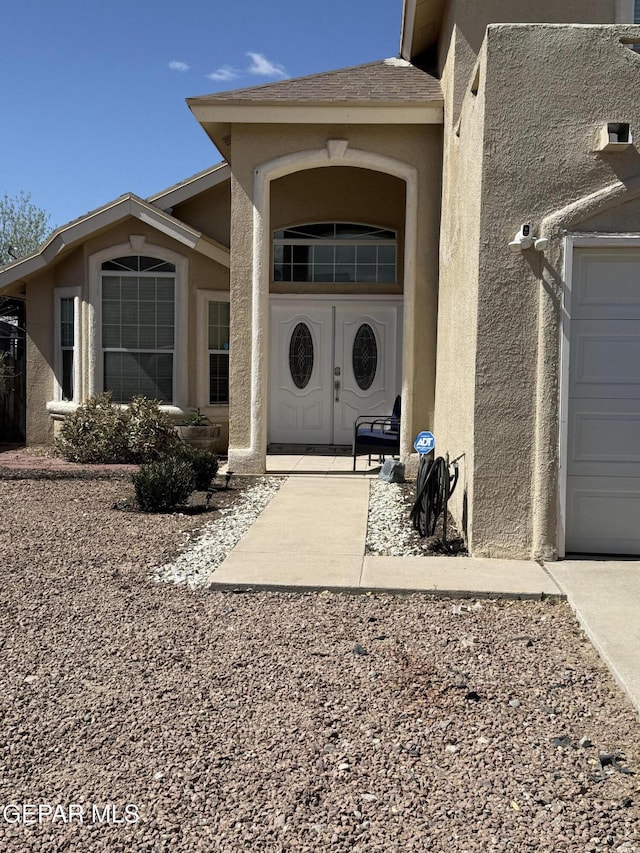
xmin=334 ymin=379 xmax=340 ymax=402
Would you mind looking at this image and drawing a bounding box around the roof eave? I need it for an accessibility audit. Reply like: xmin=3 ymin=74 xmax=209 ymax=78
xmin=189 ymin=101 xmax=444 ymax=127
xmin=148 ymin=162 xmax=231 ymax=210
xmin=400 ymin=0 xmax=447 ymax=60
xmin=0 ymin=195 xmax=230 ymax=292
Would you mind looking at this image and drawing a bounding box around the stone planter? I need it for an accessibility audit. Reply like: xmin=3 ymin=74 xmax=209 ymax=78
xmin=175 ymin=422 xmax=221 ymax=452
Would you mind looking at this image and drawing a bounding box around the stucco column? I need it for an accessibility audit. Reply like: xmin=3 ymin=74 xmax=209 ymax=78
xmin=227 ymin=173 xmax=267 ymax=474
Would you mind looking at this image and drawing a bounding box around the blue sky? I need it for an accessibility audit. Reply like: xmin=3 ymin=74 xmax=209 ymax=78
xmin=1 ymin=0 xmax=403 ymax=231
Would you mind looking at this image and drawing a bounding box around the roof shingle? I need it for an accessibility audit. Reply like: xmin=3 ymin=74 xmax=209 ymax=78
xmin=189 ymin=60 xmax=442 ymax=105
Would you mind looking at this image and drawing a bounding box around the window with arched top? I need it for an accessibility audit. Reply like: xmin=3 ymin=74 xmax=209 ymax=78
xmin=101 ymin=255 xmax=176 ymax=403
xmin=273 ymin=223 xmax=396 ymax=284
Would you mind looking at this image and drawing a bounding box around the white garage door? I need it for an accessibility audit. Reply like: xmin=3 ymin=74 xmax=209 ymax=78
xmin=566 ymin=248 xmax=640 ymax=555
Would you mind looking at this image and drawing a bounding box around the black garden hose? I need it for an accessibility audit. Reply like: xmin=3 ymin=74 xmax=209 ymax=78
xmin=410 ymin=454 xmax=459 ymax=541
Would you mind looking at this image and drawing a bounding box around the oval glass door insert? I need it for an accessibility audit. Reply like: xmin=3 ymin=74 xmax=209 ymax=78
xmin=289 ymin=322 xmax=314 ymax=389
xmin=352 ymin=323 xmax=378 ymax=390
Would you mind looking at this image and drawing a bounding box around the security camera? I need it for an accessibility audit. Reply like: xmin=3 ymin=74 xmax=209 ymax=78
xmin=509 ymin=224 xmax=534 ymax=253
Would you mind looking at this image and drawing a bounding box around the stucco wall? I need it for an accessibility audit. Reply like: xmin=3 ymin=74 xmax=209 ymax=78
xmin=468 ymin=24 xmax=640 ymax=557
xmin=438 ymin=0 xmax=619 ymax=128
xmin=171 ymin=180 xmax=231 ymax=248
xmin=434 ymin=43 xmax=487 ymax=545
xmin=25 ymin=271 xmax=56 ymax=445
xmin=228 ymin=123 xmax=442 ymax=467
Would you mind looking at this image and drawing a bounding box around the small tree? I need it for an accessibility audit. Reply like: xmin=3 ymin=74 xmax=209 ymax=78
xmin=0 ymin=191 xmax=53 ymax=266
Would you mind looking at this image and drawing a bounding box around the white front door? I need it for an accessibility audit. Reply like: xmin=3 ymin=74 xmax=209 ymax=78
xmin=565 ymin=248 xmax=640 ymax=555
xmin=269 ymin=300 xmax=401 ymax=445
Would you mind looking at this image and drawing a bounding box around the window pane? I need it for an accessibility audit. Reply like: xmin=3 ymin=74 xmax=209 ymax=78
xmin=336 ymin=245 xmax=356 ymax=264
xmin=156 ymin=326 xmax=174 ymax=349
xmin=139 ymin=302 xmax=156 ymax=325
xmin=292 ymin=265 xmax=311 ymax=281
xmin=102 ymin=277 xmax=120 ymax=300
xmin=102 ymin=301 xmax=121 ymax=325
xmin=138 ymin=326 xmax=157 ymax=349
xmin=355 ymin=265 xmax=378 ymax=282
xmin=378 ymin=264 xmax=396 ymax=283
xmin=313 ymin=264 xmax=335 ymax=282
xmin=156 ymin=302 xmax=175 ymax=327
xmin=104 ymin=352 xmax=173 ymax=403
xmin=101 ymin=260 xmax=176 ymax=397
xmin=273 ymin=264 xmax=290 ymax=282
xmin=208 ymin=301 xmax=230 ymax=350
xmin=356 ymin=245 xmax=377 ymax=264
xmin=292 ymin=246 xmax=310 ymax=263
xmin=156 ymin=279 xmax=174 ymax=301
xmin=209 ymin=353 xmax=229 ymax=404
xmin=62 ymin=349 xmax=74 ymax=401
xmin=272 ymin=224 xmax=397 ymax=284
xmin=120 ymin=276 xmax=138 ymax=299
xmin=102 ymin=325 xmax=121 ymax=348
xmin=335 ymin=265 xmax=355 ymax=282
xmin=121 ymin=325 xmax=139 ymax=349
xmin=313 ymin=245 xmax=334 ymax=264
xmin=378 ymin=245 xmax=396 ymax=263
xmin=60 ymin=298 xmax=74 ymax=348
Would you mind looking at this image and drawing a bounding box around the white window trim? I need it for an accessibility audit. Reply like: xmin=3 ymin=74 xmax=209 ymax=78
xmin=53 ymin=286 xmax=81 ymax=404
xmin=196 ymin=289 xmax=230 ymax=413
xmin=88 ymin=242 xmax=188 ymax=413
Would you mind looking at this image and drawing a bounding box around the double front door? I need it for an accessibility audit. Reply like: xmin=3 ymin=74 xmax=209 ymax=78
xmin=269 ymin=299 xmax=401 ymax=445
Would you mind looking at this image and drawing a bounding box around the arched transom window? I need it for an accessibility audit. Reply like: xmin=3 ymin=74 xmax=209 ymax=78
xmin=273 ymin=223 xmax=396 ymax=284
xmin=101 ymin=255 xmax=176 ymax=403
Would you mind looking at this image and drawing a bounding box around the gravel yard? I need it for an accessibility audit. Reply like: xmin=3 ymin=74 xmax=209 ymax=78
xmin=1 ymin=473 xmax=639 ymax=852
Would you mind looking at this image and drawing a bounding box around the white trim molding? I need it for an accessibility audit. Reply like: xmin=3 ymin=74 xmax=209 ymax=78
xmin=87 ymin=242 xmax=189 ymax=410
xmin=227 ymin=144 xmax=419 ymax=473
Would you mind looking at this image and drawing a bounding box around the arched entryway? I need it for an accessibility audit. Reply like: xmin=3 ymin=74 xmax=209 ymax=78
xmin=226 ymin=141 xmax=427 ymax=474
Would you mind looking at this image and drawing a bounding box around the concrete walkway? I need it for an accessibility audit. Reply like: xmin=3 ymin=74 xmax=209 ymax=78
xmin=209 ymin=476 xmax=561 ymax=598
xmin=209 ymin=475 xmax=640 ymax=715
xmin=546 ymin=560 xmax=640 ymax=716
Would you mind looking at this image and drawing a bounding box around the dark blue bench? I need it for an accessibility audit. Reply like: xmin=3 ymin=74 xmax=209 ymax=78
xmin=352 ymin=395 xmax=401 ymax=471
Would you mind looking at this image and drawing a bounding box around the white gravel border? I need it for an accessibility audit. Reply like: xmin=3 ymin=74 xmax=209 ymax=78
xmin=152 ymin=477 xmax=283 ymax=588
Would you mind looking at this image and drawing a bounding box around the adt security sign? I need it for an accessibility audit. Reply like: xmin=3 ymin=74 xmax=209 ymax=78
xmin=414 ymin=431 xmax=435 ymax=455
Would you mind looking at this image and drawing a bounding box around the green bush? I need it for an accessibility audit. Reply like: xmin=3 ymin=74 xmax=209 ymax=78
xmin=55 ymin=394 xmax=128 ymax=463
xmin=172 ymin=443 xmax=219 ymax=491
xmin=55 ymin=394 xmax=178 ymax=464
xmin=131 ymin=457 xmax=195 ymax=512
xmin=125 ymin=396 xmax=179 ymax=463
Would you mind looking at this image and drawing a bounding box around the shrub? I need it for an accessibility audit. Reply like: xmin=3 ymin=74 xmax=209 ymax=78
xmin=55 ymin=393 xmax=128 ymax=463
xmin=56 ymin=394 xmax=178 ymax=464
xmin=125 ymin=396 xmax=179 ymax=463
xmin=131 ymin=457 xmax=195 ymax=512
xmin=172 ymin=443 xmax=219 ymax=491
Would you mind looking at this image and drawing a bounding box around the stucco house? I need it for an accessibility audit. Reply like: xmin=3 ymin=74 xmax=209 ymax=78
xmin=2 ymin=0 xmax=640 ymax=561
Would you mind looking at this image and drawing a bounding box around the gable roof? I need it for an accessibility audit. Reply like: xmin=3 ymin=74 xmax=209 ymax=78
xmin=188 ymin=59 xmax=443 ymax=160
xmin=0 ymin=193 xmax=230 ymax=294
xmin=189 ymin=59 xmax=441 ymax=106
xmin=148 ymin=161 xmax=230 ymax=211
